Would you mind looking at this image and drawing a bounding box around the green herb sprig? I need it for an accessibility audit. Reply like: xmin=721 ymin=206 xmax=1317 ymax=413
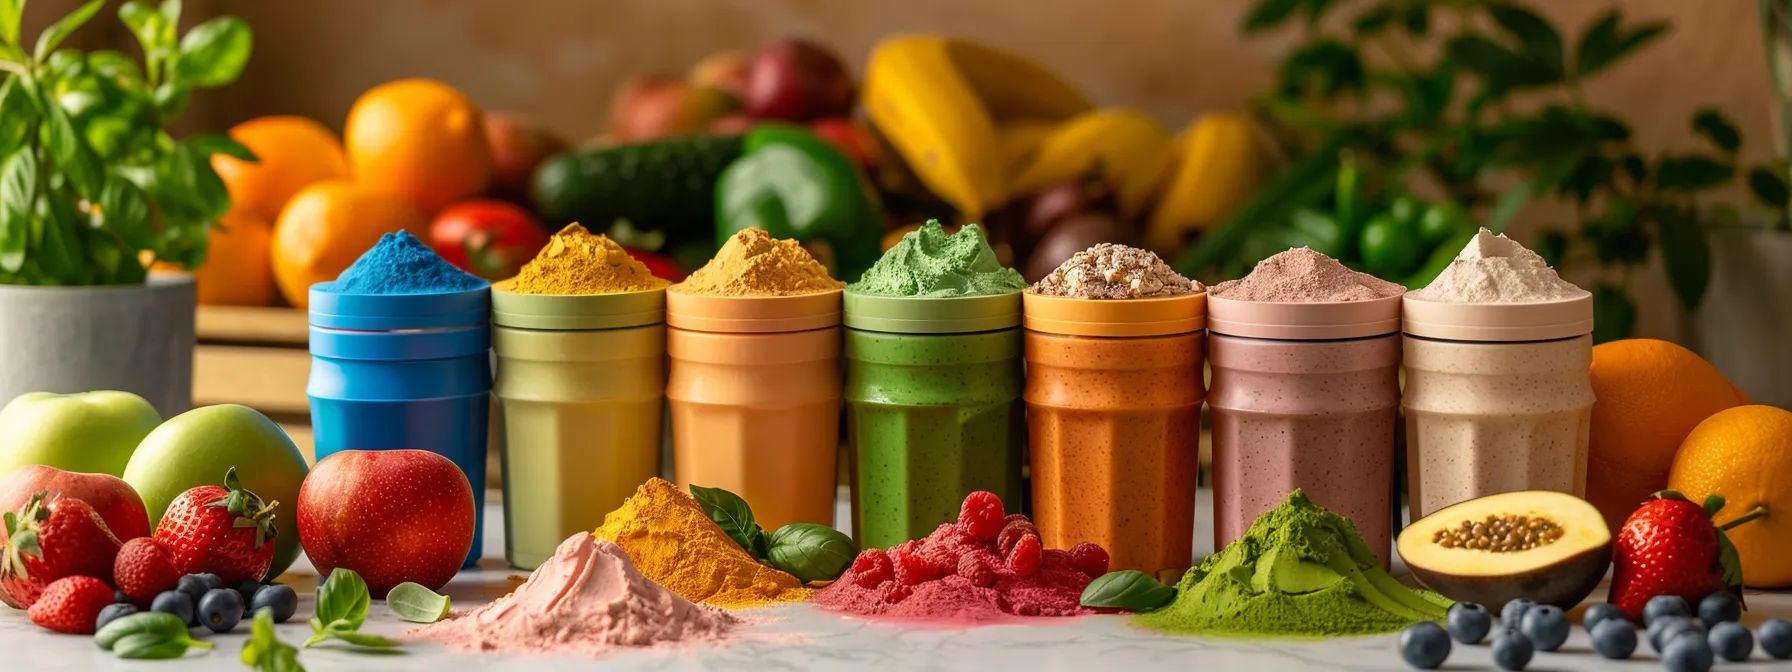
xmin=242 ymin=608 xmax=304 ymax=672
xmin=386 ymin=581 xmax=451 ymax=624
xmin=95 ymin=611 xmax=212 ymax=659
xmin=1080 ymin=570 xmax=1178 ymax=612
xmin=306 ymin=568 xmax=401 ymax=650
xmin=689 ymin=484 xmax=857 ymax=583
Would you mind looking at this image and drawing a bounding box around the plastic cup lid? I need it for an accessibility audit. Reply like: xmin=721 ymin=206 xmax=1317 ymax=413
xmin=490 ymin=281 xmax=666 ymax=330
xmin=1206 ymin=293 xmax=1401 ymax=340
xmin=665 ymin=287 xmax=842 ymax=333
xmin=843 ymin=290 xmax=1021 ymax=334
xmin=1402 ymin=293 xmax=1593 ymax=342
xmin=308 ymin=284 xmax=490 ymax=331
xmin=1021 ymin=292 xmax=1206 ymax=337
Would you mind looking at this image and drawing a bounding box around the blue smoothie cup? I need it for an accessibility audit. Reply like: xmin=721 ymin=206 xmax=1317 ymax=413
xmin=307 ymin=284 xmax=492 ymax=568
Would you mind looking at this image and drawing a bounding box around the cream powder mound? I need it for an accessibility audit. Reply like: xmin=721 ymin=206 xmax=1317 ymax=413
xmin=1407 ymin=228 xmax=1588 ymax=303
xmin=1209 ymin=247 xmax=1405 ymax=302
xmin=407 ymin=534 xmax=737 ymax=657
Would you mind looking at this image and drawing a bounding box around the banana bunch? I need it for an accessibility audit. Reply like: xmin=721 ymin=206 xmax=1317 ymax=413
xmin=1007 ymin=108 xmax=1174 ymax=219
xmin=1145 ymin=113 xmax=1276 ymax=255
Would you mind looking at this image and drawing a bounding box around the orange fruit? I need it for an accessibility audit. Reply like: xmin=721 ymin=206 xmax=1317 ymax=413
xmin=190 ymin=209 xmax=277 ymax=306
xmin=1668 ymin=405 xmax=1792 ymax=587
xmin=345 ymin=79 xmax=492 ymax=214
xmin=271 ymin=181 xmax=429 ymax=308
xmin=211 ymin=116 xmax=350 ymax=222
xmin=1586 ymin=339 xmax=1749 ymax=532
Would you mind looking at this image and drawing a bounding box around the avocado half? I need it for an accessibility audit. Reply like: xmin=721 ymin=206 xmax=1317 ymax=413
xmin=1398 ymin=490 xmax=1612 ymax=611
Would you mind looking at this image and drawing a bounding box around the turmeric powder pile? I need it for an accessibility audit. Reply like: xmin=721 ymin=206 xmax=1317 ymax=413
xmin=593 ymin=478 xmax=812 ymax=609
xmin=674 ymin=228 xmax=842 ymax=297
xmin=508 ymin=223 xmax=668 ymax=295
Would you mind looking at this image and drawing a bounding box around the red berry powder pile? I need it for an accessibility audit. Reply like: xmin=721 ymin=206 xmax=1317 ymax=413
xmin=813 ymin=491 xmax=1109 ymax=621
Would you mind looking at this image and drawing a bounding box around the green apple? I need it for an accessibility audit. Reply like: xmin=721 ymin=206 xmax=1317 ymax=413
xmin=0 ymin=391 xmax=163 ymax=482
xmin=124 ymin=404 xmax=311 ymax=579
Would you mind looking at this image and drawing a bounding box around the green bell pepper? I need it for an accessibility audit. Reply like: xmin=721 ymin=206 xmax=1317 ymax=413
xmin=715 ymin=123 xmax=884 ymax=283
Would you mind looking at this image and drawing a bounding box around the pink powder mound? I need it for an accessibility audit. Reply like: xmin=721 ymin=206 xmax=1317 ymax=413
xmin=407 ymin=534 xmax=737 ymax=657
xmin=1209 ymin=246 xmax=1405 ymax=302
xmin=813 ymin=522 xmax=1098 ymax=621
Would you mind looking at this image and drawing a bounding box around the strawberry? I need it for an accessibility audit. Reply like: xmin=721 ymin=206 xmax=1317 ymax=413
xmin=114 ymin=537 xmax=180 ymax=607
xmin=152 ymin=468 xmax=279 ymax=584
xmin=27 ymin=575 xmax=114 ymax=634
xmin=1608 ymin=490 xmax=1767 ymax=621
xmin=0 ymin=492 xmax=123 ymax=609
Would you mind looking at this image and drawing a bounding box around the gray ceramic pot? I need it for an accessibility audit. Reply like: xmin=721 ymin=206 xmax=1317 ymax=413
xmin=0 ymin=272 xmax=196 ymax=418
xmin=1690 ymin=227 xmax=1792 ymax=409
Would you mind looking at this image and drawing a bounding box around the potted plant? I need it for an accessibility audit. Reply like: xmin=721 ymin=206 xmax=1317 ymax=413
xmin=0 ymin=0 xmax=252 ymax=417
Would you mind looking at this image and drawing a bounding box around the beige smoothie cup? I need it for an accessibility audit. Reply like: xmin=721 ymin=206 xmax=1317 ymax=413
xmin=666 ymin=288 xmax=843 ymax=529
xmin=492 ymin=282 xmax=666 ymax=570
xmin=1023 ymin=292 xmax=1206 ymax=576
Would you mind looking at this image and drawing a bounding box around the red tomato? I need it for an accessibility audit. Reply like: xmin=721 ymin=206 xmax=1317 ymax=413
xmin=626 ymin=247 xmax=685 ymax=282
xmin=429 ymin=200 xmax=550 ymax=280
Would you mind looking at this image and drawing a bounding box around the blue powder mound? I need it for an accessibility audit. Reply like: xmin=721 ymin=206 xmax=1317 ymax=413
xmin=318 ymin=230 xmax=487 ymax=295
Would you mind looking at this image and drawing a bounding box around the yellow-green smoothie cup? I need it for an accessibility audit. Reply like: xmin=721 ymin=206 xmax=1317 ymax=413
xmin=491 ymin=280 xmax=666 ymax=570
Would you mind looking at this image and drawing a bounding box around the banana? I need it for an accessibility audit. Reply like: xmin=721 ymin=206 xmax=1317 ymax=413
xmin=862 ymin=36 xmax=1092 ymax=218
xmin=1009 ymin=108 xmax=1174 ymax=218
xmin=1145 ymin=113 xmax=1277 ymax=255
xmin=995 ymin=120 xmax=1057 ymax=186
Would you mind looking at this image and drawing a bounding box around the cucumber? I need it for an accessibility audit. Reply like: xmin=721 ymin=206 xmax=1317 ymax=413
xmin=530 ymin=135 xmax=744 ymax=243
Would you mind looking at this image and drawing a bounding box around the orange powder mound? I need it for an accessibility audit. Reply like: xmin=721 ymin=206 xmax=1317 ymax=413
xmin=674 ymin=228 xmax=842 ymax=296
xmin=593 ymin=478 xmax=812 ymax=609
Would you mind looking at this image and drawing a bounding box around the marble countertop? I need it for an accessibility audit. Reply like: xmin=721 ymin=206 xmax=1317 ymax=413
xmin=8 ymin=489 xmax=1791 ymax=671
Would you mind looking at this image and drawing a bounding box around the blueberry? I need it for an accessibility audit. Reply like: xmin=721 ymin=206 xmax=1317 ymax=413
xmin=197 ymin=588 xmax=243 ymax=633
xmin=1583 ymin=603 xmax=1626 ymax=633
xmin=113 ymin=590 xmax=129 ymax=604
xmin=176 ymin=573 xmax=223 ymax=605
xmin=1490 ymin=628 xmax=1534 ymax=671
xmin=94 ymin=603 xmax=138 ymax=632
xmin=1759 ymin=618 xmax=1792 ymax=659
xmin=250 ymin=583 xmax=298 ymax=624
xmin=1707 ymin=621 xmax=1752 ymax=662
xmin=234 ymin=580 xmax=265 ymax=615
xmin=1446 ymin=602 xmax=1492 ymax=644
xmin=1662 ymin=631 xmax=1715 ymax=672
xmin=1499 ymin=598 xmax=1535 ymax=630
xmin=1696 ymin=592 xmax=1740 ymax=627
xmin=1516 ymin=605 xmax=1567 ymax=651
xmin=1590 ymin=618 xmax=1637 ymax=659
xmin=1652 ymin=618 xmax=1704 ymax=653
xmin=150 ymin=590 xmax=194 ymax=626
xmin=1644 ymin=594 xmax=1691 ymax=626
xmin=1398 ymin=621 xmax=1451 ymax=669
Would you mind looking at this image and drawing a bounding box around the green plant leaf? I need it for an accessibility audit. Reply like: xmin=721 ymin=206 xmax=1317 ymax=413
xmin=174 ymin=16 xmax=250 ymax=88
xmin=1400 ymin=3 xmax=1428 ymax=35
xmin=96 ymin=611 xmax=211 ymax=659
xmin=1351 ymin=4 xmax=1393 ymax=34
xmin=1591 ymin=283 xmax=1636 ymax=343
xmin=0 ymin=0 xmax=22 ymax=45
xmin=1486 ymin=3 xmax=1563 ymax=80
xmin=1654 ymin=156 xmax=1735 ymax=192
xmin=1620 ymin=153 xmax=1648 ymax=185
xmin=687 ymin=484 xmax=764 ymax=558
xmin=243 ymin=608 xmax=306 ymax=672
xmin=1653 ymin=207 xmax=1711 ymax=312
xmin=1080 ymin=570 xmax=1178 ymax=612
xmin=98 ymin=177 xmax=151 ymax=249
xmin=766 ymin=523 xmax=857 ymax=583
xmin=185 ymin=132 xmax=256 ymax=161
xmin=1692 ymin=108 xmax=1741 ymax=154
xmin=1535 ymin=228 xmax=1569 ymax=269
xmin=1445 ymin=35 xmax=1557 ymax=91
xmin=313 ymin=568 xmax=371 ymax=632
xmin=1748 ymin=166 xmax=1789 ymax=209
xmin=1487 ymin=181 xmax=1530 ymax=233
xmin=321 ymin=621 xmax=400 ymax=648
xmin=39 ymin=191 xmax=89 ymax=284
xmin=1242 ymin=0 xmax=1306 ymax=33
xmin=1575 ymin=9 xmax=1667 ymax=79
xmin=152 ymin=80 xmax=189 ymax=120
xmin=87 ymin=49 xmax=144 ymax=85
xmin=1279 ymin=40 xmax=1364 ymax=96
xmin=32 ymin=0 xmax=105 ymax=62
xmin=385 ymin=582 xmax=450 ymax=623
xmin=0 ymin=78 xmax=34 ymax=157
xmin=41 ymin=100 xmax=102 ymax=198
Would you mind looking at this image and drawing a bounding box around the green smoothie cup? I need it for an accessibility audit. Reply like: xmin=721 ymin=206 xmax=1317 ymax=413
xmin=491 ymin=281 xmax=666 ymax=569
xmin=844 ymin=290 xmax=1025 ymax=550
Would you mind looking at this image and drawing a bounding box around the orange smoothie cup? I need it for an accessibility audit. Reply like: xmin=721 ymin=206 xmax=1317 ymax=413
xmin=1022 ymin=292 xmax=1206 ymax=576
xmin=666 ymin=288 xmax=843 ymax=529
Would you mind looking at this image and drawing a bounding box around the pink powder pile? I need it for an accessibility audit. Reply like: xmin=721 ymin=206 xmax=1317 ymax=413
xmin=408 ymin=534 xmax=737 ymax=657
xmin=1209 ymin=247 xmax=1405 ymax=302
xmin=813 ymin=492 xmax=1106 ymax=621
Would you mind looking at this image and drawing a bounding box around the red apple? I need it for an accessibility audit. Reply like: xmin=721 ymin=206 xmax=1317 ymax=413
xmin=483 ymin=112 xmax=568 ymax=205
xmin=809 ymin=117 xmax=876 ymax=170
xmin=708 ymin=113 xmax=753 ymax=136
xmin=607 ymin=77 xmax=739 ymax=141
xmin=742 ymin=38 xmax=855 ymax=122
xmin=0 ymin=465 xmax=149 ymax=542
xmin=689 ymin=50 xmax=749 ymax=98
xmin=296 ymin=450 xmax=474 ymax=596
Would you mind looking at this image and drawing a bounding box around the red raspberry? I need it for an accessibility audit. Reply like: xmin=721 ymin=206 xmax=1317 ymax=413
xmin=114 ymin=537 xmax=180 ymax=607
xmin=958 ymin=554 xmax=996 ymax=587
xmin=891 ymin=545 xmax=940 ymax=586
xmin=851 ymin=549 xmax=894 ymax=588
xmin=956 ymin=491 xmax=1005 ymax=539
xmin=1069 ymin=542 xmax=1110 ymax=578
xmin=998 ymin=516 xmax=1039 ymax=556
xmin=879 ymin=581 xmax=912 ymax=604
xmin=27 ymin=576 xmax=114 ymax=634
xmin=1007 ymin=533 xmax=1042 ymax=577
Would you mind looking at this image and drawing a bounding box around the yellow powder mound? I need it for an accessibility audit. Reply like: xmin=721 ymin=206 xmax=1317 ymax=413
xmin=593 ymin=478 xmax=812 ymax=609
xmin=675 ymin=228 xmax=842 ymax=296
xmin=508 ymin=222 xmax=668 ymax=295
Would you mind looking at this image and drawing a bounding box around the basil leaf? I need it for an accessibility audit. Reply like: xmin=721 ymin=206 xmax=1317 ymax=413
xmin=0 ymin=0 xmax=20 ymax=45
xmin=32 ymin=0 xmax=104 ymax=61
xmin=0 ymin=78 xmax=37 ymax=157
xmin=1080 ymin=570 xmax=1178 ymax=612
xmin=96 ymin=612 xmax=187 ymax=650
xmin=314 ymin=568 xmax=371 ymax=629
xmin=244 ymin=608 xmax=306 ymax=672
xmin=184 ymin=132 xmax=257 ymax=162
xmin=766 ymin=523 xmax=857 ymax=583
xmin=688 ymin=484 xmax=762 ymax=558
xmin=114 ymin=632 xmax=187 ymax=660
xmin=174 ymin=16 xmax=251 ymax=88
xmin=325 ymin=622 xmax=400 ymax=648
xmin=386 ymin=582 xmax=450 ymax=623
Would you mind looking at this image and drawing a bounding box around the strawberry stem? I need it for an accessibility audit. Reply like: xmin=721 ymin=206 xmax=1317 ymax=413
xmin=1719 ymin=506 xmax=1769 ymax=531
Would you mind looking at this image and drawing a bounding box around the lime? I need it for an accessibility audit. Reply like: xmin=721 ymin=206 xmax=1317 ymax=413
xmin=1389 ymin=196 xmax=1425 ymax=228
xmin=1418 ymin=202 xmax=1473 ymax=247
xmin=1359 ymin=213 xmax=1421 ymax=277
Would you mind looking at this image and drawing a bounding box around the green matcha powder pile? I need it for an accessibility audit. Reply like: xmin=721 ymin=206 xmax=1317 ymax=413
xmin=1138 ymin=489 xmax=1450 ymax=638
xmin=849 ymin=220 xmax=1026 ymax=297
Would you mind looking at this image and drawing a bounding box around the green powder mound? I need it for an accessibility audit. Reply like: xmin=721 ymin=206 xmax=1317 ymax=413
xmin=849 ymin=220 xmax=1026 ymax=297
xmin=1137 ymin=489 xmax=1449 ymax=638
